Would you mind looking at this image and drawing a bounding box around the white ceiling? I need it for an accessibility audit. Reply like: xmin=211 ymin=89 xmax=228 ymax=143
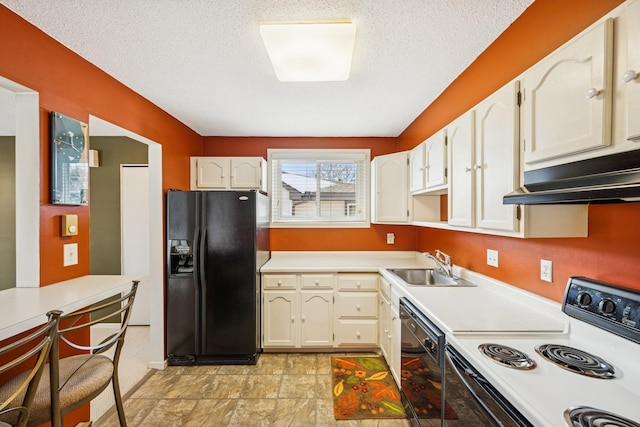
xmin=0 ymin=0 xmax=533 ymax=137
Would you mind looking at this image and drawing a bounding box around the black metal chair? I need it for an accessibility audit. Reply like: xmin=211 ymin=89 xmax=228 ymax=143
xmin=24 ymin=280 xmax=139 ymax=427
xmin=0 ymin=310 xmax=61 ymax=427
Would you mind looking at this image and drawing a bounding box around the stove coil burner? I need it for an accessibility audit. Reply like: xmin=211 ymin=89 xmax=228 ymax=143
xmin=535 ymin=344 xmax=616 ymax=379
xmin=478 ymin=343 xmax=537 ymax=370
xmin=564 ymin=406 xmax=640 ymax=427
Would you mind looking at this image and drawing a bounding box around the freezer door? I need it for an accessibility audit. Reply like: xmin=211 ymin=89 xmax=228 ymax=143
xmin=166 ymin=190 xmax=201 ymax=359
xmin=202 ymin=191 xmax=259 ymax=357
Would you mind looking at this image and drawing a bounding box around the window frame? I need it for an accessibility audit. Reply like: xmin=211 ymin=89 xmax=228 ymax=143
xmin=267 ymin=148 xmax=371 ymax=228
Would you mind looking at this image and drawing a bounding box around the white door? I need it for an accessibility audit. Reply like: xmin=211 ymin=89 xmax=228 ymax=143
xmin=300 ymin=290 xmax=333 ymax=347
xmin=121 ymin=165 xmax=150 ymax=325
xmin=522 ymin=19 xmax=613 ymax=167
xmin=196 ymin=157 xmax=228 ymax=188
xmin=447 ymin=110 xmax=475 ymax=228
xmin=409 ymin=143 xmax=425 ymax=193
xmin=475 ymin=81 xmax=519 ymax=232
xmin=230 ymin=158 xmax=262 ymax=189
xmin=263 ymin=291 xmax=298 ymax=347
xmin=624 ymin=0 xmax=640 ymax=141
xmin=373 ymin=152 xmax=409 ymax=223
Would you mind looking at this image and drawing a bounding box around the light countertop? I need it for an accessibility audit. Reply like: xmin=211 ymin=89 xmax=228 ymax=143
xmin=0 ymin=275 xmax=140 ymax=341
xmin=261 ymin=251 xmax=433 ymax=273
xmin=262 ymin=251 xmax=568 ymax=334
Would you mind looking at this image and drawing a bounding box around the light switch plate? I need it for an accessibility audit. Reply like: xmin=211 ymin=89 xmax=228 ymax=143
xmin=487 ymin=249 xmax=499 ymax=267
xmin=63 ymin=243 xmax=78 ymax=266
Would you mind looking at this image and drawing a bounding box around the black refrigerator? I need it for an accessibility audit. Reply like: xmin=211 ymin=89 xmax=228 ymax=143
xmin=166 ymin=190 xmax=270 ymax=365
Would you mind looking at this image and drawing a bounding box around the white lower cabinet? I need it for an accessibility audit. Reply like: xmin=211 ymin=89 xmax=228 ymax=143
xmin=300 ymin=290 xmax=333 ymax=347
xmin=263 ymin=272 xmax=380 ymax=350
xmin=262 ymin=273 xmax=334 ymax=349
xmin=335 ymin=273 xmax=379 ymax=348
xmin=378 ymin=278 xmax=392 ymax=361
xmin=263 ymin=290 xmax=298 ymax=347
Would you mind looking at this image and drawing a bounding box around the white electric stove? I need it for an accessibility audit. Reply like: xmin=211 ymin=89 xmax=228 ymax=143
xmin=449 ymin=277 xmax=640 ymax=426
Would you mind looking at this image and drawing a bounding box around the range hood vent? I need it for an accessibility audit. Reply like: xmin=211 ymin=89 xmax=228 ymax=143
xmin=503 ymin=149 xmax=640 ymax=205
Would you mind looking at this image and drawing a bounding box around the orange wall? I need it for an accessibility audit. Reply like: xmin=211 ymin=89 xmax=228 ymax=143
xmin=399 ymin=0 xmax=639 ymax=299
xmin=0 ymin=5 xmax=202 ymax=287
xmin=203 ymin=136 xmax=418 ymax=250
xmin=0 ymin=6 xmax=202 ymax=424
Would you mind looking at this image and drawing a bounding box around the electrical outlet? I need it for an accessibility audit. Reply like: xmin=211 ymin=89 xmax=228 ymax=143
xmin=541 ymin=259 xmax=553 ymax=282
xmin=63 ymin=243 xmax=78 ymax=266
xmin=386 ymin=233 xmax=395 ymax=244
xmin=487 ymin=249 xmax=499 ymax=267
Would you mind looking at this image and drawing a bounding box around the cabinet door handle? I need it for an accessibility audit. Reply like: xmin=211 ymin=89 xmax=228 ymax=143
xmin=622 ymin=69 xmax=638 ymax=83
xmin=291 ymin=316 xmax=295 ymax=323
xmin=585 ymin=87 xmax=601 ymax=99
xmin=473 ymin=164 xmax=482 ymax=170
xmin=301 ymin=315 xmax=305 ymax=322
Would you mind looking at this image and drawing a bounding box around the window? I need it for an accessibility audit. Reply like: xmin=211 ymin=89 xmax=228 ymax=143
xmin=268 ymin=149 xmax=370 ymax=227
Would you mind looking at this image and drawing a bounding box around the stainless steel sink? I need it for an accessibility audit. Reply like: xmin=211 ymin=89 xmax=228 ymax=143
xmin=387 ymin=268 xmax=476 ymax=287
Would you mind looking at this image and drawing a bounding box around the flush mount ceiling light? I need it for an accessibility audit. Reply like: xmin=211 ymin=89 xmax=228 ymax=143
xmin=259 ymin=22 xmax=356 ymax=82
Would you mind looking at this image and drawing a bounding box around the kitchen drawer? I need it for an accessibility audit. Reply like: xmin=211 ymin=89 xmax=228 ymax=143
xmin=300 ymin=274 xmax=335 ymax=289
xmin=334 ymin=320 xmax=378 ymax=346
xmin=263 ymin=274 xmax=297 ymax=290
xmin=338 ymin=273 xmax=378 ymax=291
xmin=337 ymin=293 xmax=378 ymax=318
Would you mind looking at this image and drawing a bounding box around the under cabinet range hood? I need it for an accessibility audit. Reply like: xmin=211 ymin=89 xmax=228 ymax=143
xmin=503 ymin=149 xmax=640 ymax=204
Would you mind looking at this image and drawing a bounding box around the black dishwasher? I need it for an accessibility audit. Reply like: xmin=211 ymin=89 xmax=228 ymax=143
xmin=399 ymin=297 xmax=532 ymax=426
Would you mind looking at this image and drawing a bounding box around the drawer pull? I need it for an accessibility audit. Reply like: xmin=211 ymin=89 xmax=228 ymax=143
xmin=277 ymin=280 xmax=282 ymax=286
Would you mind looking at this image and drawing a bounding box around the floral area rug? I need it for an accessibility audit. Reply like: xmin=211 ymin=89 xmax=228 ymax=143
xmin=331 ymin=356 xmax=406 ymax=420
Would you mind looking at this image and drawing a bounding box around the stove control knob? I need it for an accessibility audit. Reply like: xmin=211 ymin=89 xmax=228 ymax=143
xmin=598 ymin=298 xmax=616 ymax=315
xmin=576 ymin=292 xmax=592 ymax=307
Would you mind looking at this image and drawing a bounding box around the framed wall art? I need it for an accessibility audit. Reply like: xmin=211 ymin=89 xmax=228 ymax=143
xmin=50 ymin=112 xmax=89 ymax=205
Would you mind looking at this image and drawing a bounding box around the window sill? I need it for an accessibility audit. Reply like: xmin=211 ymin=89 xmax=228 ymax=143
xmin=269 ymin=221 xmax=370 ymax=229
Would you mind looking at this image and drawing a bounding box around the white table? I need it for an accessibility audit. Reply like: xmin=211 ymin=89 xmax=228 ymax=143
xmin=0 ymin=275 xmax=140 ymax=340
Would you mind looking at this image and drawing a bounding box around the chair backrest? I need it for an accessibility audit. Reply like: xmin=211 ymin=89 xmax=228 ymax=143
xmin=0 ymin=311 xmax=61 ymax=427
xmin=48 ymin=280 xmax=139 ymax=421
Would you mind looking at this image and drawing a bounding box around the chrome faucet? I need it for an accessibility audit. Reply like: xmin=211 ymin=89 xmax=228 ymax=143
xmin=423 ymin=250 xmax=453 ymax=278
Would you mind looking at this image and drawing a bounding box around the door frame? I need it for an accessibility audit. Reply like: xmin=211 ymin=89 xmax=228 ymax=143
xmin=89 ymin=115 xmax=165 ymax=369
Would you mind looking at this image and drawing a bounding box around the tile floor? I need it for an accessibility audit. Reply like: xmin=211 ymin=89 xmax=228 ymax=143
xmin=95 ymin=352 xmax=411 ymax=426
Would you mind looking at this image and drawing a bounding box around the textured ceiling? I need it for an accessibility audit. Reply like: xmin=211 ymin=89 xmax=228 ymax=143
xmin=0 ymin=1 xmax=533 ymax=137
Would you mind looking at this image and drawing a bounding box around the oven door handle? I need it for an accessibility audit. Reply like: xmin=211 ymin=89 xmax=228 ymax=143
xmin=445 ymin=347 xmax=534 ymax=427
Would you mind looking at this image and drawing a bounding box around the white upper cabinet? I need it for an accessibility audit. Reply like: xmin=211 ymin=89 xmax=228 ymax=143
xmin=522 ymin=19 xmax=614 ymax=168
xmin=191 ymin=157 xmax=266 ymax=192
xmin=475 ymin=81 xmax=520 ymax=232
xmin=409 ymin=143 xmax=425 ymax=193
xmin=409 ymin=129 xmax=447 ymax=194
xmin=371 ymin=152 xmax=410 ymax=223
xmin=425 ymin=129 xmax=447 ymax=190
xmin=447 ymin=110 xmax=475 ymax=228
xmin=618 ymin=0 xmax=640 ymax=142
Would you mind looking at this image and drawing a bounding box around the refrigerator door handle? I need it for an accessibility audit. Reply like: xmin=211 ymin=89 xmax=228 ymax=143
xmin=198 ymin=226 xmax=208 ymax=351
xmin=192 ymin=226 xmax=202 ymax=354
